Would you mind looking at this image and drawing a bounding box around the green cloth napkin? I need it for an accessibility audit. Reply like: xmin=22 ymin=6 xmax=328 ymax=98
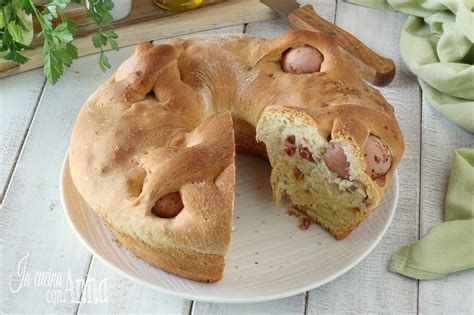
xmin=346 ymin=0 xmax=474 ymax=280
xmin=389 ymin=148 xmax=474 ymax=279
xmin=345 ymin=0 xmax=474 ymax=280
xmin=346 ymin=0 xmax=474 ymax=133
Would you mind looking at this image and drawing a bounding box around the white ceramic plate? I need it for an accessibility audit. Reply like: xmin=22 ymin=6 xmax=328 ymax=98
xmin=61 ymin=152 xmax=398 ymax=303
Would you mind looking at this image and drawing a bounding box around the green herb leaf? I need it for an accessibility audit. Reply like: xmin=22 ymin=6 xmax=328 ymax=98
xmin=86 ymin=0 xmax=118 ymax=71
xmin=51 ymin=0 xmax=69 ymax=10
xmin=51 ymin=21 xmax=74 ymax=43
xmin=31 ymin=0 xmax=79 ymax=83
xmin=19 ymin=0 xmax=34 ymax=14
xmin=1 ymin=0 xmax=119 ymax=84
xmin=4 ymin=49 xmax=29 ymax=64
xmin=43 ymin=42 xmax=62 ymax=84
xmin=98 ymin=53 xmax=110 ymax=71
xmin=108 ymin=36 xmax=118 ymax=50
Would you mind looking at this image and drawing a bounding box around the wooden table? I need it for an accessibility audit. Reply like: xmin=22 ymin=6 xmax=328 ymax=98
xmin=1 ymin=1 xmax=473 ymax=313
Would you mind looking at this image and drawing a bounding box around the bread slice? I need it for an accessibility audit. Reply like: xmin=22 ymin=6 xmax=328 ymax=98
xmin=256 ymin=106 xmax=378 ymax=239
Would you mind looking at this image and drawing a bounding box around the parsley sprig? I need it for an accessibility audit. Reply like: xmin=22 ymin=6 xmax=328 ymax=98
xmin=0 ymin=0 xmax=33 ymax=64
xmin=0 ymin=0 xmax=119 ymax=84
xmin=31 ymin=0 xmax=79 ymax=84
xmin=87 ymin=0 xmax=118 ymax=71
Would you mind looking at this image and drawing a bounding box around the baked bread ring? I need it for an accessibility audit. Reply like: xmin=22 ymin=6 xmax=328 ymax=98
xmin=69 ymin=30 xmax=404 ymax=282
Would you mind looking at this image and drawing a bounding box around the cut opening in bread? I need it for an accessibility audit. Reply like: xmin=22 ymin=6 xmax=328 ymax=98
xmin=256 ymin=107 xmax=372 ymax=239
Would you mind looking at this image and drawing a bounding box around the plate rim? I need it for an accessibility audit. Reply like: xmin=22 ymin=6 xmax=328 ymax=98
xmin=60 ymin=150 xmax=399 ymax=304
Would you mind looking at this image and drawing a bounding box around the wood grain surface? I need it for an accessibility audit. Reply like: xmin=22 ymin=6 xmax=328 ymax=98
xmin=419 ymin=98 xmax=474 ymax=314
xmin=0 ymin=0 xmax=472 ymax=313
xmin=30 ymin=0 xmax=225 ymax=46
xmin=0 ymin=0 xmax=276 ymax=78
xmin=0 ymin=70 xmax=45 ymax=200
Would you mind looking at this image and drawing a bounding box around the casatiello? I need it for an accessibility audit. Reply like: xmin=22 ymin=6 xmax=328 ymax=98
xmin=69 ymin=30 xmax=404 ymax=282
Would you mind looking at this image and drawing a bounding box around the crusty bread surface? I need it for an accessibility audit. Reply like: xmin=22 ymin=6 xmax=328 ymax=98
xmin=69 ymin=30 xmax=404 ymax=282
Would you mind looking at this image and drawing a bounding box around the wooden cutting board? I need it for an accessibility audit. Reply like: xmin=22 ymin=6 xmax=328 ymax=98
xmin=0 ymin=0 xmax=276 ymax=78
xmin=29 ymin=0 xmax=224 ymax=47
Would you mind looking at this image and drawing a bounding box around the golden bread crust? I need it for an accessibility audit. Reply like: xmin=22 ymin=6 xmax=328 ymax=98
xmin=106 ymin=223 xmax=226 ymax=282
xmin=69 ymin=30 xmax=404 ymax=282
